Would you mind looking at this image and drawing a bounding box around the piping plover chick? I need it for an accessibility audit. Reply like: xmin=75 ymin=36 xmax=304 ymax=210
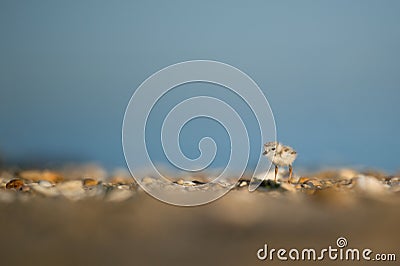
xmin=263 ymin=141 xmax=297 ymax=183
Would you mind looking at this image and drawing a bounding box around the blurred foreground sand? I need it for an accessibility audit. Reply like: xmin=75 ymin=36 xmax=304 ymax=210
xmin=0 ymin=188 xmax=399 ymax=266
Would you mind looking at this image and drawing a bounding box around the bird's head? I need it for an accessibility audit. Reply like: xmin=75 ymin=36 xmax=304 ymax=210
xmin=263 ymin=141 xmax=278 ymax=156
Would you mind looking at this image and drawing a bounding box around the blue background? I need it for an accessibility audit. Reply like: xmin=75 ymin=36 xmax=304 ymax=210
xmin=1 ymin=0 xmax=399 ymax=172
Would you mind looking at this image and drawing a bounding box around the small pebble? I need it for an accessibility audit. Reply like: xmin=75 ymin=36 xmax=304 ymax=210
xmin=355 ymin=175 xmax=387 ymax=196
xmin=83 ymin=178 xmax=99 ymax=187
xmin=31 ymin=184 xmax=60 ymax=197
xmin=19 ymin=170 xmax=63 ymax=183
xmin=56 ymin=180 xmax=85 ymax=201
xmin=175 ymin=179 xmax=198 ymax=186
xmin=238 ymin=181 xmax=248 ymax=187
xmin=117 ymin=184 xmax=130 ymax=190
xmin=38 ymin=180 xmax=54 ymax=188
xmin=5 ymin=179 xmax=24 ymax=190
xmin=297 ymin=177 xmax=310 ymax=184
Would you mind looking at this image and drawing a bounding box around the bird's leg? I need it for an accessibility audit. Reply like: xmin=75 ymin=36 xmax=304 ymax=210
xmin=274 ymin=165 xmax=278 ymax=183
xmin=288 ymin=165 xmax=293 ymax=184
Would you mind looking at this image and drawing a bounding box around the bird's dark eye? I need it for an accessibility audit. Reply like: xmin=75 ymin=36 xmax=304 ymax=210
xmin=271 ymin=148 xmax=275 ymax=151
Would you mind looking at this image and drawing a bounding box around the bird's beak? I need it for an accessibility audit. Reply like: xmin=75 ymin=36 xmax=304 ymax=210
xmin=262 ymin=151 xmax=267 ymax=155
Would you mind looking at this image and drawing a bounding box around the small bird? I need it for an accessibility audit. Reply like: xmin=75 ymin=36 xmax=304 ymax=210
xmin=263 ymin=141 xmax=297 ymax=183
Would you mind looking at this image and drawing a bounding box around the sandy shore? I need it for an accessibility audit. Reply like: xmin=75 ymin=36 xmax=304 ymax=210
xmin=0 ymin=168 xmax=399 ymax=266
xmin=1 ymin=191 xmax=399 ymax=266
